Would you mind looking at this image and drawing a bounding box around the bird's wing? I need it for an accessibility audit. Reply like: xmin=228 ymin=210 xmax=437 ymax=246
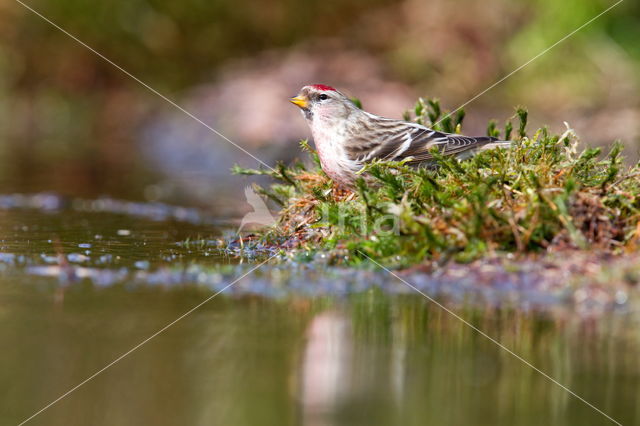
xmin=347 ymin=119 xmax=498 ymax=165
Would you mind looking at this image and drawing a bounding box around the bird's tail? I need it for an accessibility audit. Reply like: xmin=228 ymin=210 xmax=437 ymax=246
xmin=480 ymin=139 xmax=513 ymax=151
xmin=452 ymin=137 xmax=513 ymax=161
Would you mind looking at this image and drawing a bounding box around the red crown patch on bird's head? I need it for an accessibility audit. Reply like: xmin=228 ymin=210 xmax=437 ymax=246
xmin=310 ymin=84 xmax=337 ymax=92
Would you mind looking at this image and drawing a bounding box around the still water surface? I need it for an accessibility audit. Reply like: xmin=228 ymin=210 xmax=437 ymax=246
xmin=1 ymin=200 xmax=639 ymax=425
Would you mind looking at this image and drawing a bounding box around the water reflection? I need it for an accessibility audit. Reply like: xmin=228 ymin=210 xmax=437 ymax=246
xmin=2 ymin=282 xmax=639 ymax=425
xmin=293 ymin=302 xmax=640 ymax=425
xmin=0 ymin=200 xmax=638 ymax=425
xmin=301 ymin=310 xmax=353 ymax=426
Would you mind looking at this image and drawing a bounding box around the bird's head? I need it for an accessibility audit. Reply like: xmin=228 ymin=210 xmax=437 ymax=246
xmin=290 ymin=84 xmax=357 ymax=123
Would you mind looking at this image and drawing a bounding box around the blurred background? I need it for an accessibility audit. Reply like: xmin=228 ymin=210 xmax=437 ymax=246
xmin=0 ymin=0 xmax=638 ymax=214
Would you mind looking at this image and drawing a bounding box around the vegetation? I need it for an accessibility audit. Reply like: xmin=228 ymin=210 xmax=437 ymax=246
xmin=233 ymin=99 xmax=640 ymax=267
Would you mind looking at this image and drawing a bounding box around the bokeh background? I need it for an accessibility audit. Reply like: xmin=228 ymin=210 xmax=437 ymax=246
xmin=1 ymin=0 xmax=638 ymax=214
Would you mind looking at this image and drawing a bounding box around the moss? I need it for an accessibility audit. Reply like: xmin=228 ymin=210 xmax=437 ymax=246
xmin=232 ymin=99 xmax=640 ymax=267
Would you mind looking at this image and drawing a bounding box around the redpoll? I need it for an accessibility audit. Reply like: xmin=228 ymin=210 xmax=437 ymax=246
xmin=290 ymin=84 xmax=512 ymax=187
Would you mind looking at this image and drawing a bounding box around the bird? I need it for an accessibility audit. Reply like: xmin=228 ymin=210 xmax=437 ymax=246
xmin=237 ymin=186 xmax=276 ymax=234
xmin=290 ymin=84 xmax=512 ymax=187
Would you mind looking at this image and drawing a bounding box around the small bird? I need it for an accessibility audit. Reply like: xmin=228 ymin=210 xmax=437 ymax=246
xmin=290 ymin=84 xmax=511 ymax=187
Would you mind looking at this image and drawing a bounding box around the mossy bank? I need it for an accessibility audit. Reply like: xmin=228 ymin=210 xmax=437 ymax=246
xmin=232 ymin=98 xmax=640 ymax=269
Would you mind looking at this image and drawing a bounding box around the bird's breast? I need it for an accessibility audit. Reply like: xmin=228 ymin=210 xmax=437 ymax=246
xmin=311 ymin=124 xmax=358 ymax=186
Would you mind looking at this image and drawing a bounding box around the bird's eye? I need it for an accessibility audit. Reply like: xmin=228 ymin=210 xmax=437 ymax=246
xmin=318 ymin=94 xmax=329 ymax=101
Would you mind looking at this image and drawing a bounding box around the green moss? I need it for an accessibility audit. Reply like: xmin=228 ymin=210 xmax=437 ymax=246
xmin=233 ymin=100 xmax=640 ymax=267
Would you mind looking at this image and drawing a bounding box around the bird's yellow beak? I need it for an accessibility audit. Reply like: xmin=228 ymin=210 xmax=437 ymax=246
xmin=289 ymin=95 xmax=308 ymax=109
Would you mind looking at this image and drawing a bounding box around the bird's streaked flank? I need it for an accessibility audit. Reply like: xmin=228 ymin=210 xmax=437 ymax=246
xmin=290 ymin=84 xmax=512 ymax=187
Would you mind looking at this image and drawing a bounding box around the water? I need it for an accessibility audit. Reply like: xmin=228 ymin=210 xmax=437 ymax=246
xmin=1 ymin=197 xmax=639 ymax=425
